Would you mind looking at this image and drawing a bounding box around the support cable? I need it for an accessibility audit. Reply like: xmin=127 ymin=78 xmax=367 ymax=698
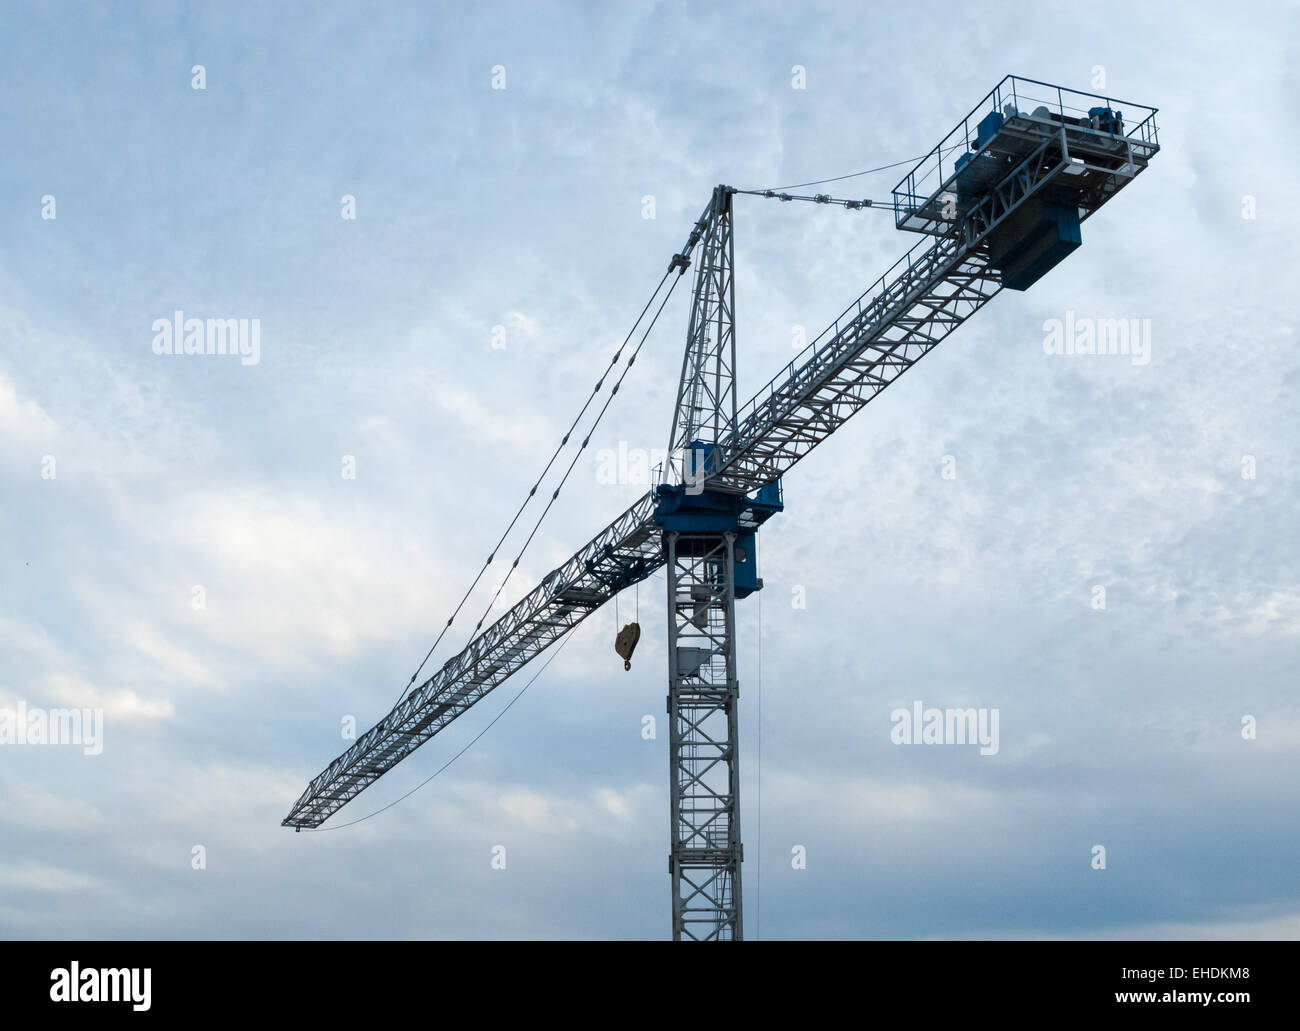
xmin=392 ymin=264 xmax=678 ymax=706
xmin=738 ymin=143 xmax=966 ymax=193
xmin=464 ymin=268 xmax=685 ymax=642
xmin=733 ymin=188 xmax=890 ymax=210
xmin=302 ymin=624 xmax=580 ymax=832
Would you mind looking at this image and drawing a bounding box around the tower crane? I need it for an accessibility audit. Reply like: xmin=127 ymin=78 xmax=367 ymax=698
xmin=284 ymin=76 xmax=1160 ymax=940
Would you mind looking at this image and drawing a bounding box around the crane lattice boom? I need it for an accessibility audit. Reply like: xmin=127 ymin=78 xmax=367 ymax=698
xmin=284 ymin=492 xmax=662 ymax=828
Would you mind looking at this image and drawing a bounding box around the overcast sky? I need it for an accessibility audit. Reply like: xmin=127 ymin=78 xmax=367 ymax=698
xmin=2 ymin=0 xmax=1298 ymax=940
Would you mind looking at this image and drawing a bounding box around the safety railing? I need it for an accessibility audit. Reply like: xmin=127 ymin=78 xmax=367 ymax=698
xmin=892 ymin=75 xmax=1159 ymax=234
xmin=730 ymin=231 xmax=948 ymax=437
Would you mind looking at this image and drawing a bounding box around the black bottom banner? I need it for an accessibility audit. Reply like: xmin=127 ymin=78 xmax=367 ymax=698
xmin=0 ymin=940 xmax=1285 ymax=1020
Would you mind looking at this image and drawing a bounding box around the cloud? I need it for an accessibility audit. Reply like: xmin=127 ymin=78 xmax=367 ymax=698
xmin=0 ymin=783 xmax=106 ymax=834
xmin=1 ymin=1 xmax=1298 ymax=941
xmin=0 ymin=373 xmax=57 ymax=443
xmin=0 ymin=862 xmax=101 ymax=895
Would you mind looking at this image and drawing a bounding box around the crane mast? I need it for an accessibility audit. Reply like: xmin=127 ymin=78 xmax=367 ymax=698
xmin=283 ymin=75 xmax=1160 ymax=942
xmin=660 ymin=184 xmax=752 ymax=939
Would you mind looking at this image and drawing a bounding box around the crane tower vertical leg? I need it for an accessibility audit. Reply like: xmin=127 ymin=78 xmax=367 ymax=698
xmin=666 ymin=530 xmax=743 ymax=940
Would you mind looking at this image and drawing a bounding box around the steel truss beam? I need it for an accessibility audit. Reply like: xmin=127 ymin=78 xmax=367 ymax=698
xmin=666 ymin=531 xmax=742 ymax=940
xmin=708 ymin=234 xmax=1002 ymax=493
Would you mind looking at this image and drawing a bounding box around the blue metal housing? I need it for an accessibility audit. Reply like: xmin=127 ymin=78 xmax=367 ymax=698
xmin=654 ymin=450 xmax=783 ymax=599
xmin=987 ymin=197 xmax=1082 ymax=291
xmin=1088 ymin=106 xmax=1123 ymax=134
xmin=975 ymin=110 xmax=1004 ymax=148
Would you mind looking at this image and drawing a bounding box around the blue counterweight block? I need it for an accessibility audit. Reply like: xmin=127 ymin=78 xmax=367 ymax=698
xmin=987 ymin=197 xmax=1082 ymax=291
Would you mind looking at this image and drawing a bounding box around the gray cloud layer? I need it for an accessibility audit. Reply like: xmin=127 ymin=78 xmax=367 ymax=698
xmin=1 ymin=0 xmax=1297 ymax=939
